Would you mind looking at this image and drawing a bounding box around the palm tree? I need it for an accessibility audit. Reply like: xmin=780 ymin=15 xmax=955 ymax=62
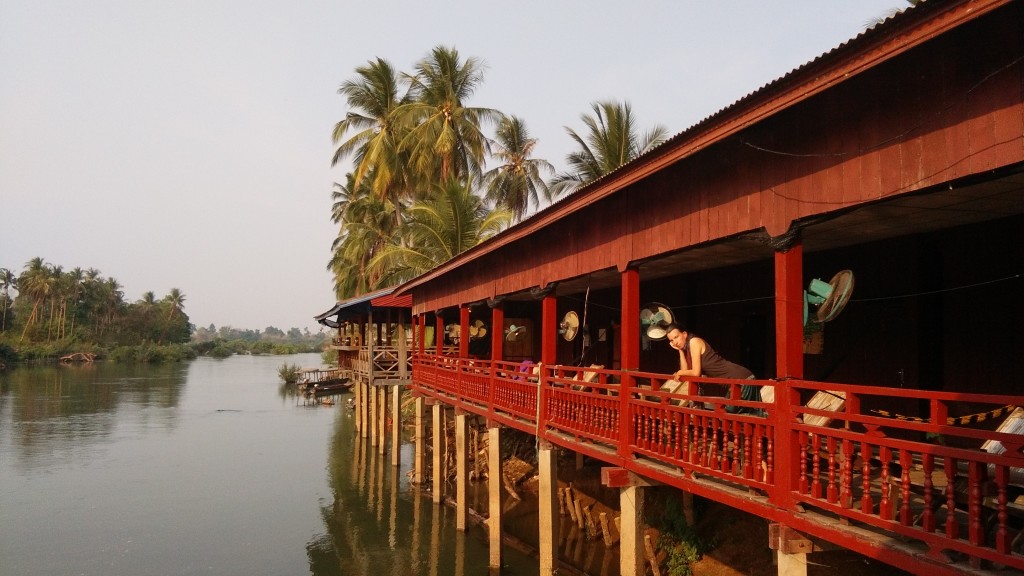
xmin=62 ymin=267 xmax=85 ymax=339
xmin=482 ymin=116 xmax=554 ymax=221
xmin=159 ymin=288 xmax=186 ymax=344
xmin=332 ymin=58 xmax=414 ymax=228
xmin=0 ymin=268 xmax=16 ymax=332
xmin=18 ymin=258 xmax=52 ymax=342
xmin=368 ymin=178 xmax=511 ymax=286
xmin=328 ymin=174 xmax=397 ymax=298
xmin=398 ymin=46 xmax=502 ymax=183
xmin=549 ymin=100 xmax=668 ymax=197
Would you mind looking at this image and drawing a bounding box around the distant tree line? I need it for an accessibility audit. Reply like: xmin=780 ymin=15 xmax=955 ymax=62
xmin=0 ymin=258 xmax=325 ymax=364
xmin=0 ymin=258 xmax=189 ymax=352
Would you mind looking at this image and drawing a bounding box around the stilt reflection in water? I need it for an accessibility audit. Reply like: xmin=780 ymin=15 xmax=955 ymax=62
xmin=311 ymin=409 xmax=538 ymax=576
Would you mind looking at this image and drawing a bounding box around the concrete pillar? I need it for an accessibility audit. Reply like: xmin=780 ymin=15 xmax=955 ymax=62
xmin=455 ymin=412 xmax=469 ymax=531
xmin=369 ymin=384 xmax=378 ymax=446
xmin=378 ymin=386 xmax=387 ymax=455
xmin=432 ymin=403 xmax=445 ymax=504
xmin=360 ymin=381 xmax=369 ymax=438
xmin=778 ymin=550 xmax=808 ymax=576
xmin=769 ymin=524 xmax=813 ymax=576
xmin=538 ymin=443 xmax=559 ymax=576
xmin=353 ymin=380 xmax=361 ymax=433
xmin=392 ymin=385 xmax=401 ymax=466
xmin=414 ymin=397 xmax=426 ymax=484
xmin=488 ymin=425 xmax=503 ymax=570
xmin=620 ymin=485 xmax=646 ymax=576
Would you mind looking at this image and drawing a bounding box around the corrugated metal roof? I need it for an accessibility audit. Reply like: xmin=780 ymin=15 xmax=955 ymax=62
xmin=314 ymin=287 xmax=395 ymax=324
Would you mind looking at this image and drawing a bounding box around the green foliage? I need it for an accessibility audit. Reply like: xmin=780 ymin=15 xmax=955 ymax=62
xmin=321 ymin=349 xmax=338 ymax=366
xmin=655 ymin=494 xmax=711 ymax=576
xmin=278 ymin=362 xmax=302 ymax=384
xmin=207 ymin=344 xmax=234 ymax=359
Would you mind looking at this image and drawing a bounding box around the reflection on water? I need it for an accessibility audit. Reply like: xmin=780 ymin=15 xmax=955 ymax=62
xmin=0 ymin=362 xmax=187 ymax=470
xmin=1 ymin=356 xmax=547 ymax=576
xmin=308 ymin=407 xmax=540 ymax=576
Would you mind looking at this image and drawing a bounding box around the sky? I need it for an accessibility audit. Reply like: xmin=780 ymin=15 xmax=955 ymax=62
xmin=0 ymin=0 xmax=905 ymax=333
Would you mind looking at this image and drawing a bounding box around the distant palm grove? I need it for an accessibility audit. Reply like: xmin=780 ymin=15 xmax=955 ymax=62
xmin=329 ymin=45 xmax=668 ymax=298
xmin=0 ymin=258 xmax=325 ymax=364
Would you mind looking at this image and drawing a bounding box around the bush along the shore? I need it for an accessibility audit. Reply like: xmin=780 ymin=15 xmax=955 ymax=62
xmin=278 ymin=363 xmax=302 ymax=384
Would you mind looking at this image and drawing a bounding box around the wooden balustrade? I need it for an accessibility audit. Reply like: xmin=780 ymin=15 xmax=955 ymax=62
xmin=408 ymin=352 xmax=1024 ymax=571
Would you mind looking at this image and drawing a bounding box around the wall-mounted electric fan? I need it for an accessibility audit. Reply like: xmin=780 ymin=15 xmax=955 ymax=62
xmin=640 ymin=302 xmax=675 ymax=340
xmin=469 ymin=319 xmax=488 ymax=339
xmin=804 ymin=270 xmax=855 ymax=326
xmin=559 ymin=311 xmax=580 ymax=342
xmin=506 ymin=324 xmax=528 ymax=342
xmin=445 ymin=323 xmax=461 ymax=344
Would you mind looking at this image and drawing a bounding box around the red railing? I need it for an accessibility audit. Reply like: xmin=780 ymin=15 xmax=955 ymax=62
xmin=409 ymin=354 xmax=1024 ymax=573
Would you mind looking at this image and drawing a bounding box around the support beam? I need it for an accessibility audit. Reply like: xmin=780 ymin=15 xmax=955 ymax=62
xmin=487 ymin=425 xmax=503 ymax=570
xmin=775 ymin=241 xmax=804 ymax=379
xmin=391 ymin=384 xmax=401 ymax=466
xmin=414 ymin=396 xmax=426 ymax=484
xmin=773 ymin=241 xmax=803 ymax=507
xmin=369 ymin=383 xmax=378 ymax=447
xmin=491 ymin=304 xmax=504 ymax=362
xmin=619 ymin=485 xmax=646 ymax=576
xmin=619 ymin=267 xmax=640 ymax=458
xmin=769 ymin=524 xmax=815 ymax=576
xmin=379 ymin=386 xmax=387 ymax=454
xmin=432 ymin=403 xmax=444 ymax=504
xmin=436 ymin=313 xmax=444 ymax=356
xmin=541 ymin=294 xmax=556 ymax=365
xmin=455 ymin=412 xmax=469 ymax=531
xmin=459 ymin=306 xmax=470 ymax=358
xmin=538 ymin=443 xmax=559 ymax=576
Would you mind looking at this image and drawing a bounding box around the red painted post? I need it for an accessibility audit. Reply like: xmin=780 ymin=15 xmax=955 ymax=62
xmin=541 ymin=295 xmax=556 ymax=366
xmin=459 ymin=305 xmax=470 ymax=358
xmin=773 ymin=242 xmax=803 ymax=508
xmin=619 ymin=267 xmax=640 ymax=460
xmin=489 ymin=304 xmax=504 ymax=420
xmin=436 ymin=313 xmax=444 ymax=356
xmin=491 ymin=305 xmax=504 ymax=362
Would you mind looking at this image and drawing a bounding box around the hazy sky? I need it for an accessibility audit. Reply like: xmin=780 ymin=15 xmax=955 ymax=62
xmin=1 ymin=0 xmax=903 ymax=333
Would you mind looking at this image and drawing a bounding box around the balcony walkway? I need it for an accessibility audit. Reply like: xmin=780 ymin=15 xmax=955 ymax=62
xmin=412 ymin=355 xmax=1024 ymax=574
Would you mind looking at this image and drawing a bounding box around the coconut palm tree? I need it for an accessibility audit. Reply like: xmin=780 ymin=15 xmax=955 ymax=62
xmin=549 ymin=100 xmax=668 ymax=198
xmin=332 ymin=57 xmax=415 ymax=228
xmin=0 ymin=268 xmax=16 ymax=332
xmin=398 ymin=46 xmax=502 ymax=184
xmin=482 ymin=115 xmax=554 ymax=221
xmin=368 ymin=178 xmax=511 ymax=286
xmin=159 ymin=288 xmax=186 ymax=343
xmin=18 ymin=258 xmax=52 ymax=342
xmin=328 ymin=174 xmax=398 ymax=298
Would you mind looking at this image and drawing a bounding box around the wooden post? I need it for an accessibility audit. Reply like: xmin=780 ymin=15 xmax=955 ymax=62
xmin=541 ymin=294 xmax=557 ymax=366
xmin=436 ymin=313 xmax=444 ymax=356
xmin=459 ymin=305 xmax=470 ymax=358
xmin=619 ymin=267 xmax=640 ymax=458
xmin=773 ymin=241 xmax=803 ymax=508
xmin=391 ymin=384 xmax=400 ymax=466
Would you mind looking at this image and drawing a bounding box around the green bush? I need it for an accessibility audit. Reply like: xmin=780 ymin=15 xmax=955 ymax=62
xmin=208 ymin=344 xmax=233 ymax=358
xmin=278 ymin=362 xmax=302 ymax=384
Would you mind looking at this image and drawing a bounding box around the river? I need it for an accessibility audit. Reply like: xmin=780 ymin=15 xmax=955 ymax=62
xmin=0 ymin=354 xmax=539 ymax=576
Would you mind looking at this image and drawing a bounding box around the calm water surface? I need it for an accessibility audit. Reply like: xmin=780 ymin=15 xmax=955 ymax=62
xmin=0 ymin=354 xmax=538 ymax=576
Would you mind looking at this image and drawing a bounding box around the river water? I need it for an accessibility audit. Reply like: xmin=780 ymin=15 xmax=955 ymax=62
xmin=0 ymin=354 xmax=539 ymax=576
